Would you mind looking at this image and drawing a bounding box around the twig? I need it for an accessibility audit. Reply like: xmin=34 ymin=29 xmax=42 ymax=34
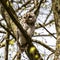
xmin=46 ymin=52 xmax=54 ymax=60
xmin=0 ymin=30 xmax=6 ymax=34
xmin=34 ymin=0 xmax=44 ymax=17
xmin=43 ymin=8 xmax=52 ymax=24
xmin=32 ymin=40 xmax=55 ymax=53
xmin=35 ymin=20 xmax=54 ymax=29
xmin=5 ymin=33 xmax=9 ymax=60
xmin=12 ymin=53 xmax=17 ymax=60
xmin=33 ymin=33 xmax=56 ymax=37
xmin=39 ymin=23 xmax=57 ymax=39
xmin=16 ymin=0 xmax=31 ymax=12
xmin=0 ymin=22 xmax=16 ymax=39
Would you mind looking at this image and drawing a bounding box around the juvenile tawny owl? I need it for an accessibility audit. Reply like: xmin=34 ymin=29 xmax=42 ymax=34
xmin=18 ymin=12 xmax=36 ymax=46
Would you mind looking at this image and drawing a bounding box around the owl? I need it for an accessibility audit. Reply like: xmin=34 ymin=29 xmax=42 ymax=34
xmin=18 ymin=12 xmax=36 ymax=46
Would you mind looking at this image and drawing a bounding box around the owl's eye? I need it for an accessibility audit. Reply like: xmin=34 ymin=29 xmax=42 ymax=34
xmin=29 ymin=15 xmax=32 ymax=18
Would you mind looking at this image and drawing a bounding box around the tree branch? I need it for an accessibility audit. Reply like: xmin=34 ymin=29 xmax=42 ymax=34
xmin=5 ymin=33 xmax=9 ymax=60
xmin=39 ymin=23 xmax=56 ymax=39
xmin=32 ymin=40 xmax=55 ymax=53
xmin=0 ymin=22 xmax=16 ymax=39
xmin=34 ymin=0 xmax=44 ymax=17
xmin=16 ymin=0 xmax=31 ymax=12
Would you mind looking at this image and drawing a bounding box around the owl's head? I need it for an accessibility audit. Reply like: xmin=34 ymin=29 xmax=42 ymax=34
xmin=23 ymin=12 xmax=36 ymax=25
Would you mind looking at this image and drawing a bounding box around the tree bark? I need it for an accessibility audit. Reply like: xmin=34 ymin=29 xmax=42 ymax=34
xmin=52 ymin=0 xmax=60 ymax=60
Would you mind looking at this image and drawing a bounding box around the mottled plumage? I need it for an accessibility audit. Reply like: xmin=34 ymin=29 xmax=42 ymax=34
xmin=18 ymin=12 xmax=36 ymax=46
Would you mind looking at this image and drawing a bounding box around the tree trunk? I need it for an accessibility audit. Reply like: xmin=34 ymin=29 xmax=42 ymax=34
xmin=52 ymin=0 xmax=60 ymax=60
